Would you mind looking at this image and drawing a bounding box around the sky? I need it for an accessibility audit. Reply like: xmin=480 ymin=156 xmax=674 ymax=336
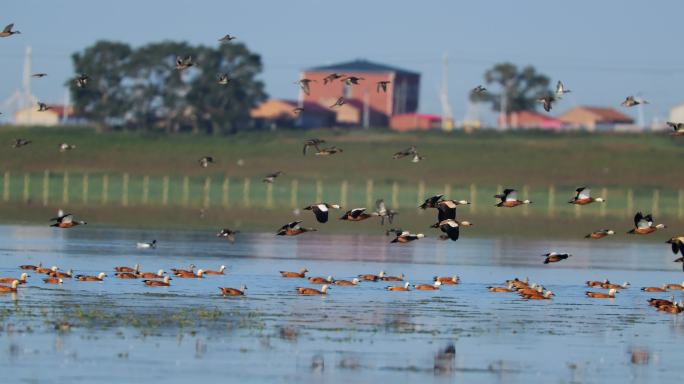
xmin=2 ymin=0 xmax=683 ymax=125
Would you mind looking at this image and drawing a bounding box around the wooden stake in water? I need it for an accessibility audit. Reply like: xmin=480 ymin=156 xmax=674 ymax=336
xmin=142 ymin=175 xmax=149 ymax=205
xmin=652 ymin=189 xmax=660 ymax=218
xmin=243 ymin=178 xmax=251 ymax=208
xmin=102 ymin=174 xmax=109 ymax=204
xmin=600 ymin=187 xmax=607 ymax=217
xmin=626 ymin=188 xmax=634 ymax=218
xmin=22 ymin=173 xmax=30 ymax=203
xmin=122 ymin=173 xmax=129 ymax=207
xmin=391 ymin=181 xmax=399 ymax=209
xmin=2 ymin=171 xmax=9 ymax=202
xmin=265 ymin=182 xmax=273 ymax=209
xmin=203 ymin=177 xmax=211 ymax=208
xmin=443 ymin=184 xmax=451 ymax=199
xmin=62 ymin=171 xmax=69 ymax=205
xmin=316 ymin=180 xmax=323 ymax=203
xmin=547 ymin=185 xmax=555 ymax=218
xmin=522 ymin=185 xmax=530 ymax=216
xmin=290 ymin=179 xmax=298 ymax=209
xmin=42 ymin=170 xmax=49 ymax=206
xmin=340 ymin=180 xmax=348 ymax=208
xmin=495 ymin=184 xmax=502 ymax=216
xmin=366 ymin=179 xmax=374 ymax=209
xmin=417 ymin=180 xmax=425 ymax=206
xmin=182 ymin=176 xmax=189 ymax=207
xmin=470 ymin=183 xmax=477 ymax=213
xmin=222 ymin=177 xmax=230 ymax=208
xmin=679 ymin=189 xmax=684 ymax=219
xmin=82 ymin=173 xmax=89 ymax=205
xmin=162 ymin=176 xmax=169 ymax=206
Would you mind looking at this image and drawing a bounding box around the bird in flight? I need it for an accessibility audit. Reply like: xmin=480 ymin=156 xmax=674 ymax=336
xmin=555 ymin=81 xmax=571 ymax=98
xmin=621 ymin=95 xmax=648 ymax=107
xmin=198 ymin=156 xmax=214 ymax=168
xmin=32 ymin=73 xmax=47 ymax=78
xmin=537 ymin=95 xmax=555 ymax=112
xmin=11 ymin=138 xmax=31 ymax=148
xmin=323 ymin=73 xmax=345 ymax=84
xmin=217 ymin=73 xmax=230 ymax=85
xmin=218 ymin=35 xmax=236 ymax=43
xmin=342 ymin=76 xmax=364 ymax=85
xmin=303 ymin=138 xmax=325 ymax=155
xmin=295 ymin=79 xmax=316 ymax=95
xmin=37 ymin=102 xmax=51 ymax=112
xmin=377 ymin=81 xmax=391 ymax=93
xmin=76 ymin=74 xmax=89 ymax=88
xmin=472 ymin=85 xmax=487 ymax=94
xmin=263 ymin=171 xmax=283 ymax=183
xmin=176 ymin=56 xmax=193 ymax=70
xmin=0 ymin=23 xmax=20 ymax=38
xmin=330 ymin=97 xmax=345 ymax=108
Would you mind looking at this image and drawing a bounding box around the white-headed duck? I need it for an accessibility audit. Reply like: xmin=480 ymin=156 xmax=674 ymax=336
xmin=0 ymin=273 xmax=28 ymax=284
xmin=170 ymin=264 xmax=195 ymax=275
xmin=276 ymin=221 xmax=317 ymax=236
xmin=381 ymin=273 xmax=404 ymax=282
xmin=0 ymin=280 xmax=20 ymax=293
xmin=138 ymin=269 xmax=165 ymax=279
xmin=586 ymin=288 xmax=617 ymax=298
xmin=50 ymin=212 xmax=86 ymax=229
xmin=601 ymin=281 xmax=630 ymax=290
xmin=390 ymin=231 xmax=424 ymax=243
xmin=419 ymin=194 xmax=444 ymax=209
xmin=642 ymin=285 xmax=667 ymax=292
xmin=115 ymin=264 xmax=140 ymax=273
xmin=414 ymin=281 xmax=441 ymax=291
xmin=144 ymin=276 xmax=171 ymax=287
xmin=543 ymin=252 xmax=571 ymax=264
xmin=434 ymin=276 xmax=459 ymax=285
xmin=297 ymin=284 xmax=329 ymax=295
xmin=494 ymin=189 xmax=531 ymax=208
xmin=569 ymin=187 xmax=605 ymax=205
xmin=203 ymin=265 xmax=226 ymax=276
xmin=220 ymin=285 xmax=246 ymax=296
xmin=308 ymin=275 xmax=334 ymax=284
xmin=48 ymin=267 xmax=73 ymax=279
xmin=585 ymin=229 xmax=615 ymax=239
xmin=43 ymin=277 xmax=63 ymax=285
xmin=75 ymin=273 xmax=106 ymax=282
xmin=280 ymin=268 xmax=308 ymax=278
xmin=340 ymin=208 xmax=378 ymax=222
xmin=386 ymin=282 xmax=411 ymax=291
xmin=304 ymin=203 xmax=341 ymax=223
xmin=628 ymin=212 xmax=666 ymax=235
xmin=334 ymin=278 xmax=359 ymax=286
xmin=176 ymin=269 xmax=204 ymax=279
xmin=522 ymin=290 xmax=554 ymax=300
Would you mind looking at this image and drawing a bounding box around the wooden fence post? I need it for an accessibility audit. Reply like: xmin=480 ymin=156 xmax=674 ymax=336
xmin=42 ymin=170 xmax=49 ymax=206
xmin=102 ymin=174 xmax=109 ymax=204
xmin=652 ymin=189 xmax=660 ymax=218
xmin=470 ymin=183 xmax=477 ymax=213
xmin=222 ymin=177 xmax=230 ymax=207
xmin=3 ymin=171 xmax=9 ymax=202
xmin=242 ymin=178 xmax=251 ymax=208
xmin=142 ymin=175 xmax=149 ymax=205
xmin=340 ymin=180 xmax=348 ymax=207
xmin=417 ymin=180 xmax=425 ymax=205
xmin=522 ymin=185 xmax=530 ymax=216
xmin=62 ymin=171 xmax=69 ymax=205
xmin=679 ymin=189 xmax=684 ymax=219
xmin=600 ymin=188 xmax=607 ymax=217
xmin=547 ymin=185 xmax=555 ymax=218
xmin=626 ymin=188 xmax=634 ymax=218
xmin=265 ymin=182 xmax=273 ymax=208
xmin=82 ymin=173 xmax=89 ymax=205
xmin=22 ymin=173 xmax=30 ymax=203
xmin=162 ymin=176 xmax=169 ymax=206
xmin=443 ymin=184 xmax=451 ymax=199
xmin=122 ymin=173 xmax=129 ymax=207
xmin=203 ymin=177 xmax=211 ymax=208
xmin=391 ymin=181 xmax=399 ymax=209
xmin=182 ymin=176 xmax=189 ymax=207
xmin=366 ymin=179 xmax=374 ymax=209
xmin=290 ymin=179 xmax=298 ymax=209
xmin=495 ymin=184 xmax=502 ymax=216
xmin=316 ymin=180 xmax=323 ymax=203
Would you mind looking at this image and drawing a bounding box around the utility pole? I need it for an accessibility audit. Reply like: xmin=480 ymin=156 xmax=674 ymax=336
xmin=439 ymin=52 xmax=453 ymax=131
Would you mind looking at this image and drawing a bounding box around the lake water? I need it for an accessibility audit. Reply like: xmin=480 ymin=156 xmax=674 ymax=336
xmin=1 ymin=224 xmax=683 ymax=383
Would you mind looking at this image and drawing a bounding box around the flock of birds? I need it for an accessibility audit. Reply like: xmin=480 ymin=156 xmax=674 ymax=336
xmin=2 ymin=23 xmax=684 ymax=315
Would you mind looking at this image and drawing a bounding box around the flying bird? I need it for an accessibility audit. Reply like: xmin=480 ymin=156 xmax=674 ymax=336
xmin=621 ymin=95 xmax=648 ymax=107
xmin=666 ymin=122 xmax=684 ymax=136
xmin=276 ymin=220 xmax=316 ymax=236
xmin=537 ymin=95 xmax=555 ymax=112
xmin=315 ymin=146 xmax=343 ymax=156
xmin=59 ymin=143 xmax=76 ymax=152
xmin=292 ymin=107 xmax=304 ymax=115
xmin=303 ymin=203 xmax=341 ymax=223
xmin=376 ymin=81 xmax=391 ymax=93
xmin=393 ymin=146 xmax=417 ymax=159
xmin=50 ymin=211 xmax=87 ymax=229
xmin=0 ymin=23 xmax=20 ymax=38
xmin=11 ymin=138 xmax=31 ymax=148
xmin=217 ymin=228 xmax=239 ymax=244
xmin=217 ymin=73 xmax=230 ymax=85
xmin=569 ymin=187 xmax=605 ymax=205
xmin=218 ymin=34 xmax=236 ymax=43
xmin=176 ymin=56 xmax=193 ymax=70
xmin=136 ymin=240 xmax=157 ymax=249
xmin=330 ymin=97 xmax=345 ymax=108
xmin=585 ymin=229 xmax=615 ymax=239
xmin=263 ymin=171 xmax=283 ymax=183
xmin=390 ymin=231 xmax=424 ymax=244
xmin=494 ymin=189 xmax=532 ymax=208
xmin=555 ymin=81 xmax=571 ymax=98
xmin=375 ymin=199 xmax=398 ymax=225
xmin=419 ymin=194 xmax=444 ymax=209
xmin=342 ymin=76 xmax=364 ymax=85
xmin=543 ymin=252 xmax=571 ymax=264
xmin=340 ymin=208 xmax=378 ymax=221
xmin=303 ymin=138 xmax=325 ymax=155
xmin=37 ymin=102 xmax=50 ymax=112
xmin=76 ymin=74 xmax=89 ymax=88
xmin=628 ymin=212 xmax=666 ymax=235
xmin=198 ymin=156 xmax=214 ymax=168
xmin=472 ymin=85 xmax=487 ymax=94
xmin=295 ymin=79 xmax=316 ymax=95
xmin=323 ymin=73 xmax=345 ymax=84
xmin=32 ymin=73 xmax=47 ymax=78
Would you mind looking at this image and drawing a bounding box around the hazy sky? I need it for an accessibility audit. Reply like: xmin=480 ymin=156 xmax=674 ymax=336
xmin=2 ymin=0 xmax=682 ymax=125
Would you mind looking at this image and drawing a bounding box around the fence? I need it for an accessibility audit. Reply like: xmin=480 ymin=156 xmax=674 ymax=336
xmin=1 ymin=170 xmax=682 ymax=219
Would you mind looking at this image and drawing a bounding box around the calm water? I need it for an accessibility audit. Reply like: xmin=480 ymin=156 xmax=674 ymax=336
xmin=1 ymin=224 xmax=683 ymax=383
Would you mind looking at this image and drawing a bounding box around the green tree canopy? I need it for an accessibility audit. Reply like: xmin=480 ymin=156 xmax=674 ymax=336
xmin=68 ymin=40 xmax=267 ymax=134
xmin=470 ymin=62 xmax=551 ymax=114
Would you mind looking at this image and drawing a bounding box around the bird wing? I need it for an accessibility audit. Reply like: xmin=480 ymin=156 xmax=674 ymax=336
xmin=633 ymin=212 xmax=644 ymax=227
xmin=439 ymin=220 xmax=460 ymax=241
xmin=350 ymin=208 xmax=366 ymax=218
xmin=61 ymin=214 xmax=74 ymax=224
xmin=437 ymin=205 xmax=456 ymax=222
xmin=577 ymin=187 xmax=591 ymax=200
xmin=2 ymin=24 xmax=13 ymax=33
xmin=312 ymin=205 xmax=329 ymax=223
xmin=504 ymin=189 xmax=518 ymax=202
xmin=375 ymin=199 xmax=387 ymax=215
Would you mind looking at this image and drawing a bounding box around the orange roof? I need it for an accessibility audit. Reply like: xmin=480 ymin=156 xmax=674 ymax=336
xmin=559 ymin=106 xmax=633 ymax=124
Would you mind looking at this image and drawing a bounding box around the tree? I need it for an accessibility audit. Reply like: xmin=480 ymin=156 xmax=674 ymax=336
xmin=69 ymin=40 xmax=267 ymax=134
xmin=470 ymin=63 xmax=551 ymax=115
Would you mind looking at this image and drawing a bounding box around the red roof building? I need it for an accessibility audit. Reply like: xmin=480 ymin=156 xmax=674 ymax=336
xmin=497 ymin=111 xmax=563 ymax=130
xmin=390 ymin=113 xmax=451 ymax=132
xmin=559 ymin=106 xmax=634 ymax=131
xmin=300 ymin=59 xmax=420 ymax=127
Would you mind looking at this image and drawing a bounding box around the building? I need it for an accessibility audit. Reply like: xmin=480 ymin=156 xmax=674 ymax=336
xmin=14 ymin=104 xmax=75 ymax=126
xmin=250 ymin=99 xmax=335 ymax=129
xmin=670 ymin=103 xmax=684 ymax=124
xmin=300 ymin=59 xmax=420 ymax=127
xmin=390 ymin=113 xmax=452 ymax=132
xmin=559 ymin=106 xmax=634 ymax=131
xmin=497 ymin=111 xmax=563 ymax=130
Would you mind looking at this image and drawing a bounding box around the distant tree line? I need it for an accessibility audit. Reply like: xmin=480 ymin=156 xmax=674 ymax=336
xmin=470 ymin=62 xmax=551 ymax=115
xmin=68 ymin=40 xmax=267 ymax=134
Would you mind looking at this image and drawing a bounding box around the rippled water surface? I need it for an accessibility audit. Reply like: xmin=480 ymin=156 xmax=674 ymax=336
xmin=1 ymin=225 xmax=684 ymax=383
